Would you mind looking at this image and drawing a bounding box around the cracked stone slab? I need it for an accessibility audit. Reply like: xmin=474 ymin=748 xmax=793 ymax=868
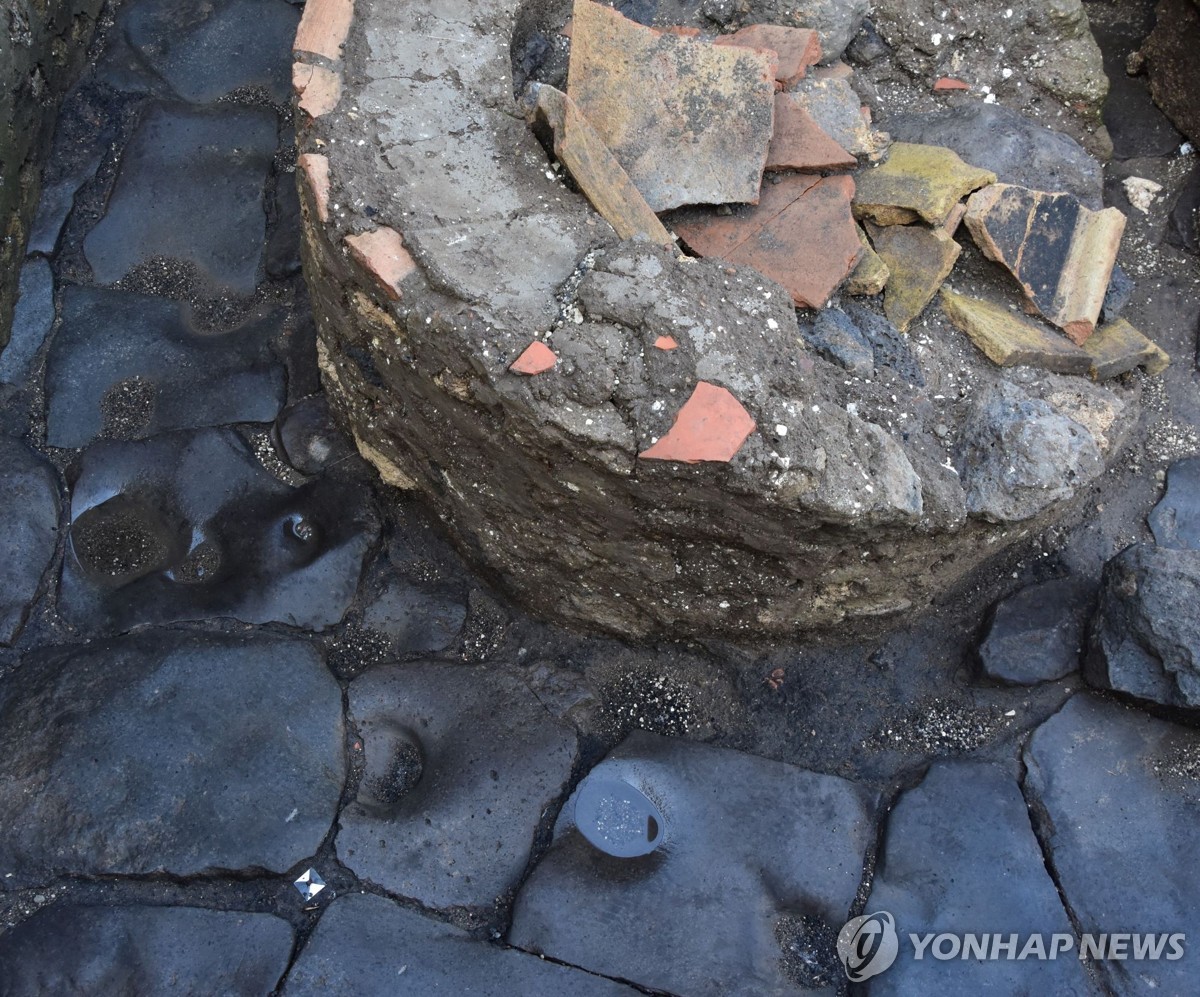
xmin=509 ymin=731 xmax=875 ymax=996
xmin=0 ymin=439 xmax=60 ymax=645
xmin=853 ymin=142 xmax=995 ymax=225
xmin=964 ymin=183 xmax=1127 ymax=344
xmin=1023 ymin=695 xmax=1200 ymax=994
xmin=338 ymin=662 xmax=578 ymax=911
xmin=867 ymin=760 xmax=1091 ymax=995
xmin=0 ymin=905 xmax=294 ymax=996
xmin=83 ymin=104 xmax=277 ymax=296
xmin=939 ymin=286 xmax=1093 ymax=376
xmin=0 ymin=630 xmax=344 ymax=887
xmin=1149 ymin=457 xmax=1200 ymax=551
xmin=359 ymin=578 xmax=467 ymax=656
xmin=59 ymin=427 xmax=378 ymax=634
xmin=283 ymin=893 xmax=637 ymax=995
xmin=567 ymin=0 xmax=776 ymax=211
xmin=45 ymin=286 xmax=286 ymax=448
xmin=867 ymin=222 xmax=960 ymax=332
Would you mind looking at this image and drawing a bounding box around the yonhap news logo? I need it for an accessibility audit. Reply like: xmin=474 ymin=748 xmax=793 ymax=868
xmin=837 ymin=912 xmax=1186 ymax=981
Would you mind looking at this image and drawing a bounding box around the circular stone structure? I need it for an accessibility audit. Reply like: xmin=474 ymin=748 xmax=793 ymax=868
xmin=292 ymin=0 xmax=1139 ymax=640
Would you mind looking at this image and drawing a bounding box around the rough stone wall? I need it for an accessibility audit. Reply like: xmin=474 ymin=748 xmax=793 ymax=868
xmin=0 ymin=0 xmax=104 ymax=350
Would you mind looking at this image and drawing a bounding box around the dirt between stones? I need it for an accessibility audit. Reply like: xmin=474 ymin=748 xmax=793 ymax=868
xmin=296 ymin=0 xmax=1142 ymax=640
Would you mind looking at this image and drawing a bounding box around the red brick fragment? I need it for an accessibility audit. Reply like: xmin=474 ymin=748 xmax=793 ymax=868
xmin=344 ymin=227 xmax=417 ymax=301
xmin=298 ymin=153 xmax=331 ymax=223
xmin=294 ymin=0 xmax=354 ymax=61
xmin=933 ymin=77 xmax=970 ymax=91
xmin=511 ymin=341 xmax=558 ymax=375
xmin=654 ymin=335 xmax=679 ymax=350
xmin=714 ymin=25 xmax=822 ymax=86
xmin=292 ymin=63 xmax=342 ymax=119
xmin=766 ymin=94 xmax=857 ymax=171
xmin=640 ymin=381 xmax=756 ymax=463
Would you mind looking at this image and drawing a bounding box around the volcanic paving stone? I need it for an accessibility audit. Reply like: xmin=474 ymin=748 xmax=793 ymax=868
xmin=59 ymin=427 xmax=378 ymax=634
xmin=842 ymin=300 xmax=925 ymax=385
xmin=978 ymin=577 xmax=1091 ymax=685
xmin=853 ymin=142 xmax=996 ymax=226
xmin=0 ymin=905 xmax=294 ymax=996
xmin=867 ymin=761 xmax=1091 ymax=995
xmin=0 ymin=630 xmax=344 ymax=887
xmin=338 ymin=662 xmax=578 ymax=911
xmin=801 ymin=308 xmax=875 ymax=376
xmin=45 ymin=286 xmax=286 ymax=448
xmin=360 ymin=578 xmax=467 ymax=656
xmin=509 ymin=731 xmax=875 ymax=996
xmin=0 ymin=439 xmax=60 ymax=645
xmin=524 ymin=84 xmax=672 ymax=246
xmin=1150 ymin=457 xmax=1200 ymax=551
xmin=939 ymin=287 xmax=1093 ymax=376
xmin=964 ymin=183 xmax=1127 ymax=344
xmin=0 ymin=258 xmax=54 ymax=387
xmin=1143 ymin=0 xmax=1200 ymax=146
xmin=1023 ymin=695 xmax=1200 ymax=994
xmin=766 ymin=94 xmax=857 ymax=172
xmin=83 ymin=104 xmax=277 ymax=295
xmin=566 ymin=0 xmax=776 ymax=212
xmin=111 ymin=0 xmax=299 ymax=103
xmin=1079 ymin=318 xmax=1170 ymax=380
xmin=279 ymin=394 xmax=353 ymax=475
xmin=867 ymin=222 xmax=960 ymax=332
xmin=885 ymin=104 xmax=1105 ymax=208
xmin=1085 ymin=543 xmax=1200 ymax=709
xmin=671 ymin=173 xmax=863 ymax=308
xmin=283 ymin=893 xmax=635 ymax=995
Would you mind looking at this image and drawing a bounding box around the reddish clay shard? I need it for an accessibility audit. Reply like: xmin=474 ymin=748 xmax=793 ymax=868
xmin=766 ymin=94 xmax=857 ymax=171
xmin=640 ymin=381 xmax=756 ymax=463
xmin=298 ymin=153 xmax=331 ymax=222
xmin=293 ymin=0 xmax=354 ymax=61
xmin=343 ymin=227 xmax=417 ymax=301
xmin=511 ymin=341 xmax=558 ymax=375
xmin=933 ymin=77 xmax=970 ymax=91
xmin=714 ymin=25 xmax=822 ymax=86
xmin=292 ymin=63 xmax=342 ymax=119
xmin=654 ymin=335 xmax=679 ymax=350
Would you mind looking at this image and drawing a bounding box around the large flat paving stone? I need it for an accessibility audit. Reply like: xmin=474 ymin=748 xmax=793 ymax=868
xmin=0 ymin=904 xmax=294 ymax=995
xmin=0 ymin=438 xmax=61 ymax=645
xmin=1023 ymin=694 xmax=1200 ymax=994
xmin=509 ymin=731 xmax=876 ymax=996
xmin=284 ymin=893 xmax=636 ymax=995
xmin=338 ymin=662 xmax=578 ymax=911
xmin=0 ymin=258 xmax=55 ymax=387
xmin=0 ymin=630 xmax=344 ymax=887
xmin=60 ymin=427 xmax=378 ymax=633
xmin=83 ymin=104 xmax=277 ymax=295
xmin=865 ymin=760 xmax=1091 ymax=995
xmin=46 ymin=286 xmax=286 ymax=448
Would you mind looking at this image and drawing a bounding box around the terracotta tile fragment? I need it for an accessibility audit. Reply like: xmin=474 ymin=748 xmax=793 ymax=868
xmin=671 ymin=174 xmax=862 ymax=308
xmin=766 ymin=94 xmax=857 ymax=172
xmin=844 ymin=224 xmax=889 ymax=296
xmin=713 ymin=25 xmax=822 ymax=86
xmin=939 ymin=287 xmax=1093 ymax=375
xmin=1079 ymin=318 xmax=1170 ymax=379
xmin=933 ymin=77 xmax=970 ymax=91
xmin=853 ymin=142 xmax=996 ymax=226
xmin=567 ymin=0 xmax=776 ymax=211
xmin=964 ymin=183 xmax=1127 ymax=344
xmin=293 ymin=0 xmax=354 ymax=61
xmin=941 ymin=201 xmax=967 ymax=237
xmin=868 ymin=223 xmax=961 ymax=332
xmin=344 ymin=227 xmax=417 ymax=301
xmin=511 ymin=341 xmax=558 ymax=375
xmin=654 ymin=335 xmax=679 ymax=350
xmin=525 ymin=85 xmax=673 ymax=246
xmin=292 ymin=62 xmax=342 ymax=119
xmin=639 ymin=381 xmax=756 ymax=463
xmin=298 ymin=153 xmax=331 ymax=223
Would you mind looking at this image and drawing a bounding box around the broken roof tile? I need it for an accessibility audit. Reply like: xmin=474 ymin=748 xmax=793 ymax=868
xmin=844 ymin=224 xmax=889 ymax=296
xmin=524 ymin=84 xmax=673 ymax=246
xmin=511 ymin=341 xmax=558 ymax=375
xmin=343 ymin=228 xmax=417 ymax=301
xmin=964 ymin=183 xmax=1127 ymax=344
xmin=639 ymin=381 xmax=756 ymax=463
xmin=567 ymin=0 xmax=776 ymax=211
xmin=654 ymin=335 xmax=679 ymax=350
xmin=853 ymin=142 xmax=996 ymax=226
xmin=789 ymin=77 xmax=890 ymax=160
xmin=765 ymin=94 xmax=857 ymax=172
xmin=869 ymin=223 xmax=961 ymax=331
xmin=713 ymin=25 xmax=822 ymax=86
xmin=671 ymin=174 xmax=862 ymax=309
xmin=298 ymin=153 xmax=331 ymax=223
xmin=940 ymin=287 xmax=1093 ymax=375
xmin=292 ymin=63 xmax=342 ymax=120
xmin=1079 ymin=318 xmax=1170 ymax=379
xmin=293 ymin=0 xmax=354 ymax=61
xmin=933 ymin=77 xmax=970 ymax=91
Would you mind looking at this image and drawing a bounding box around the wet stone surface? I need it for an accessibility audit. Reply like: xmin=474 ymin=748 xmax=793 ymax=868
xmin=0 ymin=631 xmax=344 ymax=887
xmin=0 ymin=904 xmax=295 ymax=996
xmin=0 ymin=439 xmax=61 ymax=645
xmin=339 ymin=662 xmax=578 ymax=912
xmin=60 ymin=427 xmax=379 ymax=634
xmin=509 ymin=731 xmax=875 ymax=996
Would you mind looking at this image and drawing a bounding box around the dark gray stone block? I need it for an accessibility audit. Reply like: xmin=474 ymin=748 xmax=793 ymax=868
xmin=0 ymin=258 xmax=55 ymax=387
xmin=1149 ymin=457 xmax=1200 ymax=551
xmin=0 ymin=438 xmax=60 ymax=645
xmin=978 ymin=577 xmax=1091 ymax=685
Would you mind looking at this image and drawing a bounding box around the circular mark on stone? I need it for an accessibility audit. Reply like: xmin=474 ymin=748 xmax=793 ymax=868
xmin=99 ymin=376 xmax=156 ymax=439
xmin=167 ymin=534 xmax=223 ymax=583
xmin=357 ymin=720 xmax=425 ymax=816
xmin=286 ymin=512 xmax=319 ymax=545
xmin=574 ymin=777 xmax=665 ymax=858
xmin=71 ymin=496 xmax=175 ymax=586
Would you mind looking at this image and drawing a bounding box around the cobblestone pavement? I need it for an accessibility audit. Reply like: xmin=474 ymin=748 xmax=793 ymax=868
xmin=0 ymin=0 xmax=1198 ymax=994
